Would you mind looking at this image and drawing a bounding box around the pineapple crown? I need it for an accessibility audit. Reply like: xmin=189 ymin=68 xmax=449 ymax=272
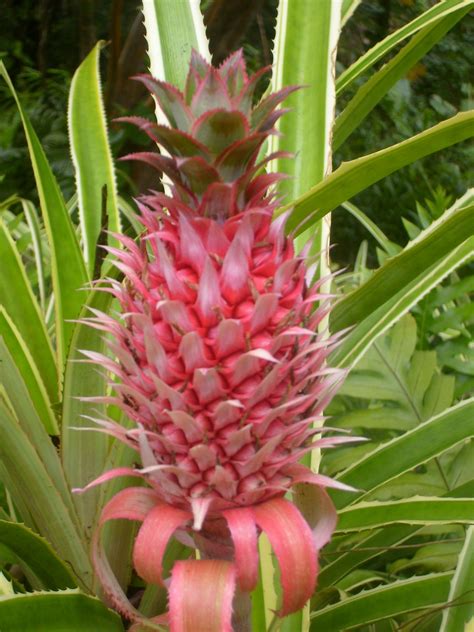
xmin=119 ymin=49 xmax=297 ymax=220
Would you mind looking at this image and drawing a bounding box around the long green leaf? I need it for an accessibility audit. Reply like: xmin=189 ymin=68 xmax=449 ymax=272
xmin=142 ymin=0 xmax=209 ymax=90
xmin=0 ymin=590 xmax=123 ymax=631
xmin=310 ymin=572 xmax=453 ymax=630
xmin=331 ymin=205 xmax=474 ymax=331
xmin=61 ymin=284 xmax=114 ymax=543
xmin=270 ymin=0 xmax=340 ymax=243
xmin=270 ymin=2 xmax=342 ymax=626
xmin=69 ymin=42 xmax=121 ymax=275
xmin=333 ymin=398 xmax=474 ymax=509
xmin=0 ymin=520 xmax=77 ymax=590
xmin=319 ymin=480 xmax=474 ymax=590
xmin=282 ymin=110 xmax=474 ymax=236
xmin=20 ymin=199 xmax=46 ymax=311
xmin=0 ymin=222 xmax=57 ymax=403
xmin=0 ymin=62 xmax=88 ymax=365
xmin=0 ymin=339 xmax=72 ymax=507
xmin=440 ymin=526 xmax=474 ymax=631
xmin=333 ymin=5 xmax=471 ymax=149
xmin=0 ymin=309 xmax=58 ymax=434
xmin=331 ymin=236 xmax=474 ymax=368
xmin=337 ymin=497 xmax=474 ymax=532
xmin=336 ymin=0 xmax=474 ymax=94
xmin=0 ymin=398 xmax=92 ymax=589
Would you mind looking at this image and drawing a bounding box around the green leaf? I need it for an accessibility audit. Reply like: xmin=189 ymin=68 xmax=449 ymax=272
xmin=319 ymin=480 xmax=474 ymax=590
xmin=142 ymin=0 xmax=209 ymax=90
xmin=0 ymin=338 xmax=73 ymax=508
xmin=0 ymin=590 xmax=124 ymax=631
xmin=331 ymin=235 xmax=474 ymax=369
xmin=0 ymin=222 xmax=57 ymax=405
xmin=269 ymin=2 xmax=341 ymax=626
xmin=332 ymin=205 xmax=474 ymax=331
xmin=337 ymin=497 xmax=474 ymax=533
xmin=389 ymin=540 xmax=462 ymax=574
xmin=341 ymin=201 xmax=401 ymax=256
xmin=334 ymin=5 xmax=471 ymax=149
xmin=336 ymin=0 xmax=473 ymax=93
xmin=20 ymin=199 xmax=46 ymax=312
xmin=341 ymin=0 xmax=361 ymax=26
xmin=335 ymin=314 xmax=454 ymax=431
xmin=440 ymin=526 xmax=474 ymax=631
xmin=0 ymin=520 xmax=77 ymax=590
xmin=61 ymin=283 xmax=114 ymax=543
xmin=333 ymin=398 xmax=474 ymax=509
xmin=0 ymin=62 xmax=88 ymax=365
xmin=0 ymin=398 xmax=92 ymax=590
xmin=310 ymin=572 xmax=453 ymax=630
xmin=69 ymin=42 xmax=121 ymax=275
xmin=0 ymin=309 xmax=58 ymax=435
xmin=270 ymin=0 xmax=341 ymax=252
xmin=282 ymin=110 xmax=474 ymax=236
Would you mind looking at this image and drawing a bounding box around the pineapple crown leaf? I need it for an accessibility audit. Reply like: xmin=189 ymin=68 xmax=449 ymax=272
xmin=121 ymin=49 xmax=299 ymax=218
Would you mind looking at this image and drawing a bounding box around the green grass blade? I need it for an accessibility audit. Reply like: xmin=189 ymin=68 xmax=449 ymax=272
xmin=331 ymin=236 xmax=474 ymax=368
xmin=333 ymin=398 xmax=474 ymax=509
xmin=333 ymin=6 xmax=471 ymax=149
xmin=337 ymin=0 xmax=474 ymax=94
xmin=142 ymin=0 xmax=209 ymax=89
xmin=0 ymin=308 xmax=58 ymax=435
xmin=0 ymin=221 xmax=57 ymax=403
xmin=440 ymin=526 xmax=474 ymax=631
xmin=310 ymin=572 xmax=453 ymax=630
xmin=0 ymin=398 xmax=92 ymax=589
xmin=0 ymin=590 xmax=124 ymax=632
xmin=0 ymin=520 xmax=77 ymax=590
xmin=69 ymin=42 xmax=121 ymax=275
xmin=0 ymin=63 xmax=88 ymax=366
xmin=282 ymin=110 xmax=474 ymax=236
xmin=337 ymin=497 xmax=474 ymax=532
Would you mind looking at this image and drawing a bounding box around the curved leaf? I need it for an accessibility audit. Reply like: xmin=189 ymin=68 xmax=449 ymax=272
xmin=331 ymin=236 xmax=474 ymax=368
xmin=142 ymin=0 xmax=209 ymax=91
xmin=440 ymin=526 xmax=474 ymax=631
xmin=333 ymin=398 xmax=474 ymax=509
xmin=310 ymin=572 xmax=453 ymax=630
xmin=69 ymin=41 xmax=121 ymax=274
xmin=0 ymin=398 xmax=92 ymax=589
xmin=0 ymin=62 xmax=88 ymax=365
xmin=282 ymin=110 xmax=474 ymax=236
xmin=0 ymin=520 xmax=76 ymax=589
xmin=0 ymin=222 xmax=57 ymax=403
xmin=336 ymin=497 xmax=474 ymax=532
xmin=0 ymin=590 xmax=124 ymax=632
xmin=331 ymin=206 xmax=474 ymax=331
xmin=336 ymin=0 xmax=473 ymax=93
xmin=0 ymin=308 xmax=57 ymax=435
xmin=334 ymin=5 xmax=472 ymax=149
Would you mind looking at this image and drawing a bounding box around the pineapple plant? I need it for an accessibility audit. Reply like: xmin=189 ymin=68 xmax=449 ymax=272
xmin=76 ymin=50 xmax=356 ymax=631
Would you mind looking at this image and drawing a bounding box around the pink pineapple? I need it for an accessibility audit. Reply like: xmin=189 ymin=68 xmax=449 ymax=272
xmin=76 ymin=50 xmax=357 ymax=631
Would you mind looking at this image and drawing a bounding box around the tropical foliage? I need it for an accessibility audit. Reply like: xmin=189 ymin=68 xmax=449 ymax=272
xmin=0 ymin=1 xmax=472 ymax=630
